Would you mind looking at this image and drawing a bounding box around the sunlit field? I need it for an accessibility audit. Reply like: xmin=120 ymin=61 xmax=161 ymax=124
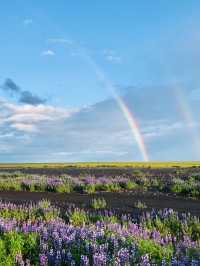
xmin=0 ymin=162 xmax=200 ymax=169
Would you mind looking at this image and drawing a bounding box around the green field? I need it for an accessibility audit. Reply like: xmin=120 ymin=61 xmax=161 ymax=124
xmin=0 ymin=161 xmax=200 ymax=169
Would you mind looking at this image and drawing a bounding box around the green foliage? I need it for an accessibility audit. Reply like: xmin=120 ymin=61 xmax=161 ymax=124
xmin=70 ymin=209 xmax=88 ymax=226
xmin=171 ymin=177 xmax=200 ymax=197
xmin=134 ymin=201 xmax=147 ymax=209
xmin=138 ymin=239 xmax=173 ymax=263
xmin=4 ymin=232 xmax=24 ymax=260
xmin=190 ymin=219 xmax=200 ymax=241
xmin=23 ymin=233 xmax=39 ymax=262
xmin=126 ymin=180 xmax=137 ymax=190
xmin=91 ymin=198 xmax=107 ymax=209
xmin=150 ymin=179 xmax=164 ymax=191
xmin=38 ymin=199 xmax=51 ymax=209
xmin=55 ymin=182 xmax=72 ymax=193
xmin=0 ymin=233 xmax=39 ymax=265
xmin=118 ymin=179 xmax=137 ymax=190
xmin=132 ymin=170 xmax=146 ymax=177
xmin=0 ymin=240 xmax=7 ymax=263
xmin=0 ymin=208 xmax=27 ymax=221
xmin=84 ymin=184 xmax=96 ymax=194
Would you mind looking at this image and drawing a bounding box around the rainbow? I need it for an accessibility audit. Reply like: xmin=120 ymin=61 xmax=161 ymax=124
xmin=35 ymin=10 xmax=150 ymax=161
xmin=174 ymin=87 xmax=200 ymax=159
xmin=114 ymin=93 xmax=149 ymax=161
xmin=85 ymin=56 xmax=149 ymax=161
xmin=49 ymin=39 xmax=149 ymax=161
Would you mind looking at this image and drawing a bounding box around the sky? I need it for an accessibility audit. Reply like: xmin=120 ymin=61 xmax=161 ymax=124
xmin=1 ymin=1 xmax=200 ymax=162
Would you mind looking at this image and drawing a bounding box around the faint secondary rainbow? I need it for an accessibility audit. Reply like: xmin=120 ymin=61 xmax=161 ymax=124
xmin=84 ymin=55 xmax=149 ymax=161
xmin=174 ymin=87 xmax=200 ymax=159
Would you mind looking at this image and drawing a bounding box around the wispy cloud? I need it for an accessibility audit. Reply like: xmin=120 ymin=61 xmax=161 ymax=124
xmin=48 ymin=38 xmax=122 ymax=64
xmin=48 ymin=38 xmax=79 ymax=56
xmin=48 ymin=38 xmax=73 ymax=45
xmin=105 ymin=55 xmax=121 ymax=63
xmin=23 ymin=19 xmax=33 ymax=25
xmin=1 ymin=78 xmax=46 ymax=105
xmin=41 ymin=50 xmax=55 ymax=56
xmin=103 ymin=49 xmax=122 ymax=64
xmin=53 ymin=149 xmax=128 ymax=157
xmin=143 ymin=121 xmax=184 ymax=139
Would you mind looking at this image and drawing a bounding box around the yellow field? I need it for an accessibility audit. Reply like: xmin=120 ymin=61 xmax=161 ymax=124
xmin=0 ymin=162 xmax=199 ymax=169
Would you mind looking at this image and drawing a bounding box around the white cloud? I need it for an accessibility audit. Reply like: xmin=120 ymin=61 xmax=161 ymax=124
xmin=11 ymin=123 xmax=38 ymax=133
xmin=5 ymin=104 xmax=72 ymax=122
xmin=41 ymin=50 xmax=55 ymax=56
xmin=0 ymin=99 xmax=78 ymax=133
xmin=1 ymin=83 xmax=199 ymax=161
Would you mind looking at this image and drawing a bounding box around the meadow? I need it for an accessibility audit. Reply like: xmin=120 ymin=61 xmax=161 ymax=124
xmin=0 ymin=170 xmax=199 ymax=198
xmin=0 ymin=200 xmax=200 ymax=265
xmin=0 ymin=165 xmax=199 ymax=265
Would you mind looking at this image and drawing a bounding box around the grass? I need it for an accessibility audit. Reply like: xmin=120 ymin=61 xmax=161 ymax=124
xmin=0 ymin=161 xmax=200 ymax=169
xmin=91 ymin=198 xmax=107 ymax=209
xmin=134 ymin=200 xmax=147 ymax=209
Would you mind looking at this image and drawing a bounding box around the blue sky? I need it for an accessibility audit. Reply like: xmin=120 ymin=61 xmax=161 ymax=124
xmin=1 ymin=1 xmax=200 ymax=162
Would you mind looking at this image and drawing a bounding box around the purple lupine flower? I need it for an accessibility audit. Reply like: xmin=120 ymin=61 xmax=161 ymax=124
xmin=117 ymin=248 xmax=130 ymax=264
xmin=70 ymin=260 xmax=76 ymax=266
xmin=67 ymin=251 xmax=73 ymax=262
xmin=140 ymin=254 xmax=150 ymax=266
xmin=93 ymin=252 xmax=107 ymax=266
xmin=170 ymin=257 xmax=178 ymax=266
xmin=40 ymin=254 xmax=48 ymax=266
xmin=81 ymin=255 xmax=90 ymax=266
xmin=191 ymin=259 xmax=199 ymax=266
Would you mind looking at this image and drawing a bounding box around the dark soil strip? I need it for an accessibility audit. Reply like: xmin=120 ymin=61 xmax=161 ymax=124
xmin=0 ymin=167 xmax=171 ymax=177
xmin=0 ymin=191 xmax=199 ymax=216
